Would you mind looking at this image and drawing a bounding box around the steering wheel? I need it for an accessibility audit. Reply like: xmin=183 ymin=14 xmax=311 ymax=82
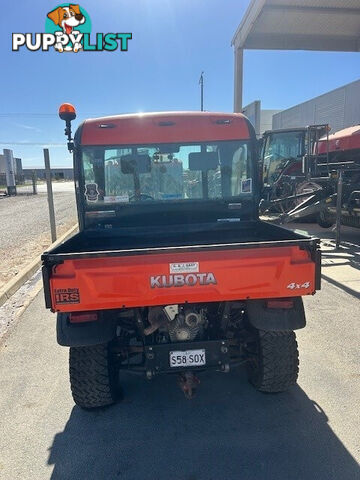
xmin=129 ymin=193 xmax=154 ymax=202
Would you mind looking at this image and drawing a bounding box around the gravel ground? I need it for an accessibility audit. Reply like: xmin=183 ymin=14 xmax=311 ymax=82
xmin=0 ymin=189 xmax=76 ymax=289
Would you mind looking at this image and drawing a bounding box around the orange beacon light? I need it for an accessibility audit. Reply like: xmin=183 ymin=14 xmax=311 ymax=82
xmin=59 ymin=103 xmax=76 ymax=122
xmin=58 ymin=103 xmax=76 ymax=152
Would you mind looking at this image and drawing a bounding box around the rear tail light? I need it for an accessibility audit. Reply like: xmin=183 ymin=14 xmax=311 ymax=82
xmin=266 ymin=299 xmax=294 ymax=309
xmin=69 ymin=312 xmax=98 ymax=323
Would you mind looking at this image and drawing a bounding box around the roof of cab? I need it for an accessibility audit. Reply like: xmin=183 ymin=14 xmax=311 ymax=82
xmin=78 ymin=111 xmax=252 ymax=146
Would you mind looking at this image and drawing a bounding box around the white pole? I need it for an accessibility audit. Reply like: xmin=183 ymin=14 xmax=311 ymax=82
xmin=233 ymin=48 xmax=243 ymax=113
xmin=3 ymin=149 xmax=16 ymax=196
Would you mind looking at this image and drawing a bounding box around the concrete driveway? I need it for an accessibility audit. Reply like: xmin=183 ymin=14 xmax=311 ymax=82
xmin=285 ymin=222 xmax=360 ymax=297
xmin=0 ymin=279 xmax=359 ymax=480
xmin=15 ymin=181 xmax=75 ymax=194
xmin=35 ymin=182 xmax=75 ymax=194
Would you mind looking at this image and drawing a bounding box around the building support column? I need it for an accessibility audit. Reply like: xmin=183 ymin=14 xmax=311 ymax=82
xmin=233 ymin=47 xmax=243 ymax=113
xmin=4 ymin=149 xmax=16 ymax=196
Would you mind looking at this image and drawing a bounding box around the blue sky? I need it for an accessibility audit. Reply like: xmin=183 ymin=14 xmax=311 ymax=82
xmin=0 ymin=0 xmax=359 ymax=167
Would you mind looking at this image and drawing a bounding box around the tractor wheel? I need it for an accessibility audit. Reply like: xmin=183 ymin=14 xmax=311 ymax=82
xmin=317 ymin=210 xmax=334 ymax=228
xmin=69 ymin=343 xmax=121 ymax=409
xmin=247 ymin=330 xmax=299 ymax=393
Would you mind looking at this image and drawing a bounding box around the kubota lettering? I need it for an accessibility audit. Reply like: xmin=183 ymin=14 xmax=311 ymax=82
xmin=150 ymin=273 xmax=217 ymax=288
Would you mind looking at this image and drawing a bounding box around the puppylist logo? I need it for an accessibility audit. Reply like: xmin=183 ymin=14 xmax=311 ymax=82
xmin=12 ymin=4 xmax=132 ymax=53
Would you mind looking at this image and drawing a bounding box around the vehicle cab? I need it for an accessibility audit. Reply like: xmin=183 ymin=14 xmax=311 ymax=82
xmin=72 ymin=111 xmax=259 ymax=231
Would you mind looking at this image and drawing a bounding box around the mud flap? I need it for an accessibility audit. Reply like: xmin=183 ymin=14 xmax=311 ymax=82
xmin=57 ymin=313 xmax=117 ymax=347
xmin=245 ymin=297 xmax=306 ymax=331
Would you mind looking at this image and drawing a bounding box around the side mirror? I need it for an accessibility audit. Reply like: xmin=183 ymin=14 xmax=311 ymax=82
xmin=120 ymin=154 xmax=151 ymax=174
xmin=58 ymin=103 xmax=76 ymax=152
xmin=189 ymin=151 xmax=218 ymax=171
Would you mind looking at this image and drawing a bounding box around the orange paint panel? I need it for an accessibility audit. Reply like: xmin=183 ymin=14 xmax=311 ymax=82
xmin=50 ymin=246 xmax=316 ymax=312
xmin=80 ymin=112 xmax=250 ymax=146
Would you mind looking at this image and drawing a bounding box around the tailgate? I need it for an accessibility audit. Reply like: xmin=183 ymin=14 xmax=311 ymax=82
xmin=43 ymin=244 xmax=320 ymax=312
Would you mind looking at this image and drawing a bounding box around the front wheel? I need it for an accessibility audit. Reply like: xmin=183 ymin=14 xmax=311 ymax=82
xmin=246 ymin=330 xmax=299 ymax=393
xmin=69 ymin=343 xmax=121 ymax=409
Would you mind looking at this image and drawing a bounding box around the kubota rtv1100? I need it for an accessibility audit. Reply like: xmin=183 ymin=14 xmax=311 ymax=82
xmin=42 ymin=105 xmax=320 ymax=408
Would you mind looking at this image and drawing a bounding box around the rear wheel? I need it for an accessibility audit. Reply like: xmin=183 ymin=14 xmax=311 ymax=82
xmin=246 ymin=330 xmax=299 ymax=392
xmin=317 ymin=209 xmax=334 ymax=228
xmin=69 ymin=343 xmax=121 ymax=409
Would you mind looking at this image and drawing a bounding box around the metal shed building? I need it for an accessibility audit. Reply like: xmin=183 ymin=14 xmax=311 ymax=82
xmin=232 ymin=0 xmax=360 ymax=111
xmin=272 ymin=79 xmax=360 ymax=133
xmin=23 ymin=167 xmax=74 ymax=181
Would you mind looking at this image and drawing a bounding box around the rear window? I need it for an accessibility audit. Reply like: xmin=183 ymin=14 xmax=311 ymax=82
xmin=81 ymin=140 xmax=254 ymax=205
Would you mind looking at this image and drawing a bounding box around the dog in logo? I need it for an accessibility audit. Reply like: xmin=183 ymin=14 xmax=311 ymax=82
xmin=47 ymin=4 xmax=85 ymax=52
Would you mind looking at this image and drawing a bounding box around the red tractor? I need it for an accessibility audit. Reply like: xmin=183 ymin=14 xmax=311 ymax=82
xmin=260 ymin=124 xmax=360 ymax=229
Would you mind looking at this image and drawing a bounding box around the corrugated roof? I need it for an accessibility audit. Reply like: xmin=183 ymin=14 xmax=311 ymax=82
xmin=232 ymin=0 xmax=360 ymax=51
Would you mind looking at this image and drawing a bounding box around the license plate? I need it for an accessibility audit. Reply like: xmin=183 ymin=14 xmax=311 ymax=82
xmin=169 ymin=349 xmax=206 ymax=368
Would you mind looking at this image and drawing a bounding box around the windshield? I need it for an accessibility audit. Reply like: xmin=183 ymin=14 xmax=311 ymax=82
xmin=81 ymin=140 xmax=253 ymax=205
xmin=262 ymin=131 xmax=304 ymax=185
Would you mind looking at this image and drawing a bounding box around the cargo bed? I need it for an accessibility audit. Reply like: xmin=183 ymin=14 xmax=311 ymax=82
xmin=44 ymin=221 xmax=316 ymax=259
xmin=42 ymin=221 xmax=320 ymax=313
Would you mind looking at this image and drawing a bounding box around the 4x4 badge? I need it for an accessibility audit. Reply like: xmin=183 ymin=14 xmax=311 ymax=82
xmin=287 ymin=282 xmax=311 ymax=290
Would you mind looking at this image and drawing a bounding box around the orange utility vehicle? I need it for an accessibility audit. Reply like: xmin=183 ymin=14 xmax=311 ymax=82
xmin=42 ymin=105 xmax=321 ymax=408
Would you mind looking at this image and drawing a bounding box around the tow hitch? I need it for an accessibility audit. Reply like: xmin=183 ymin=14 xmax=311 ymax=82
xmin=178 ymin=371 xmax=200 ymax=399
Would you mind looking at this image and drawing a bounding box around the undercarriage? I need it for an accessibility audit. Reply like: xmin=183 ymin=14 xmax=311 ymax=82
xmin=113 ymin=302 xmax=252 ymax=394
xmin=68 ymin=300 xmax=301 ymax=407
